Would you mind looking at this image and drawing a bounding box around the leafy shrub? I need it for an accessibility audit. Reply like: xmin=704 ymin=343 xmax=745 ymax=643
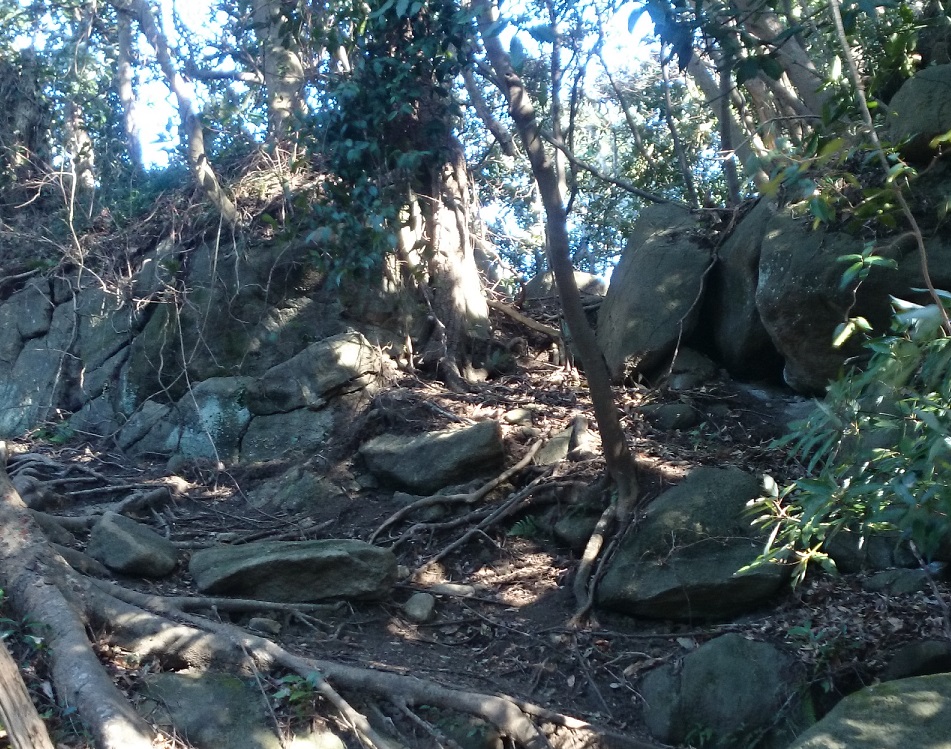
xmin=751 ymin=292 xmax=951 ymax=582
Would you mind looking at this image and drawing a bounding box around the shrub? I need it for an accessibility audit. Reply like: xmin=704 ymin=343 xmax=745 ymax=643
xmin=751 ymin=292 xmax=951 ymax=582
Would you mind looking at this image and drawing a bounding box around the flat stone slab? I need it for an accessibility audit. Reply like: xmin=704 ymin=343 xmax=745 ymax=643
xmin=359 ymin=420 xmax=504 ymax=494
xmin=87 ymin=511 xmax=178 ymax=577
xmin=189 ymin=539 xmax=397 ymax=602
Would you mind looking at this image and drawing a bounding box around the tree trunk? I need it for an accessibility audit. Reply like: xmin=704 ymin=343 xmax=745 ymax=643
xmin=116 ymin=11 xmax=144 ymax=174
xmin=413 ymin=138 xmax=490 ymax=389
xmin=252 ymin=0 xmax=306 ymax=144
xmin=474 ymin=0 xmax=639 ymax=519
xmin=109 ymin=0 xmax=238 ymax=225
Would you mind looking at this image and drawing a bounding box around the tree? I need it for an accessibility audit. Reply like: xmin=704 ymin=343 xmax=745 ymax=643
xmin=473 ymin=0 xmax=641 ymax=617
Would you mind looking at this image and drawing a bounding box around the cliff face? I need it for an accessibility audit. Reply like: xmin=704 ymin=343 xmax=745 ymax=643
xmin=0 ymin=236 xmax=403 ymax=462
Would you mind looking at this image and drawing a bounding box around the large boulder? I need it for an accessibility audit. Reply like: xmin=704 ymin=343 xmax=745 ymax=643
xmin=705 ymin=199 xmax=783 ymax=379
xmin=641 ymin=633 xmax=805 ymax=747
xmin=597 ymin=466 xmax=786 ymax=620
xmin=785 ymin=673 xmax=951 ymax=749
xmin=755 ymin=215 xmax=951 ymax=393
xmin=597 ymin=205 xmax=710 ymax=381
xmin=359 ymin=420 xmax=505 ymax=494
xmin=189 ymin=539 xmax=397 ymax=601
xmin=0 ymin=288 xmax=72 ymax=437
xmin=245 ymin=331 xmax=383 ymax=415
xmin=524 ymin=270 xmax=607 ymax=299
xmin=127 ymin=377 xmax=254 ymax=461
xmin=887 ymin=64 xmax=951 ymax=163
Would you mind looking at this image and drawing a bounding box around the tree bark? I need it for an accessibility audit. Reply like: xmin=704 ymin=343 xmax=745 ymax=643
xmin=0 ymin=637 xmax=56 ymax=749
xmin=474 ymin=0 xmax=639 ymax=519
xmin=109 ymin=0 xmax=238 ymax=224
xmin=0 ymin=445 xmax=155 ymax=749
xmin=116 ymin=11 xmax=144 ymax=174
xmin=252 ymin=0 xmax=307 ymax=144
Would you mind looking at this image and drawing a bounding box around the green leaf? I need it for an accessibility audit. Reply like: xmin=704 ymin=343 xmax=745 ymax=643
xmin=759 ymin=55 xmax=784 ymax=80
xmin=809 ymin=195 xmax=835 ymax=223
xmin=735 ymin=57 xmax=761 ymax=85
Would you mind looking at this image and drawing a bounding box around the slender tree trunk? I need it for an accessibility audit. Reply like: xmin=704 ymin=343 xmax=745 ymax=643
xmin=660 ymin=51 xmax=699 ymax=208
xmin=474 ymin=0 xmax=639 ymax=517
xmin=116 ymin=11 xmax=144 ymax=174
xmin=109 ymin=0 xmax=237 ymax=224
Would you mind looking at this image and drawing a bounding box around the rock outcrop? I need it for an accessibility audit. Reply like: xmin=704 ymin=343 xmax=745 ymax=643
xmin=785 ymin=673 xmax=951 ymax=749
xmin=597 ymin=466 xmax=786 ymax=620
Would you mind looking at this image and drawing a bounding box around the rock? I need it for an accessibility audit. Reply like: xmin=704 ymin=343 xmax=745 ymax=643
xmin=597 ymin=467 xmax=786 ymax=620
xmin=189 ymin=539 xmax=397 ymax=602
xmin=359 ymin=420 xmax=504 ymax=494
xmin=664 ymin=348 xmax=719 ymax=391
xmin=883 ymin=640 xmax=951 ymax=681
xmin=785 ymin=673 xmax=951 ymax=748
xmin=524 ymin=270 xmax=606 ymax=299
xmin=861 ymin=568 xmax=930 ymax=595
xmin=248 ymin=617 xmax=282 ymax=635
xmin=247 ymin=466 xmax=348 ymax=513
xmin=640 ymin=633 xmax=804 ymax=747
xmin=245 ymin=331 xmax=382 ymax=415
xmin=553 ymin=510 xmax=600 ymax=552
xmin=502 ymin=408 xmax=535 ymax=425
xmin=130 ymin=377 xmax=254 ymax=461
xmin=139 ymin=670 xmax=345 ymax=749
xmin=597 ymin=205 xmax=710 ymax=381
xmin=403 ymin=592 xmax=436 ymax=623
xmin=706 ymin=199 xmax=784 ymax=379
xmin=887 ymin=64 xmax=951 ymax=163
xmin=755 ymin=213 xmax=951 ymax=393
xmin=825 ymin=529 xmax=916 ymax=573
xmin=240 ymin=408 xmax=336 ymax=462
xmin=640 ymin=403 xmax=701 ymax=431
xmin=86 ymin=511 xmax=178 ymax=577
xmin=0 ymin=302 xmax=73 ymax=437
xmin=534 ymin=426 xmax=573 ymax=465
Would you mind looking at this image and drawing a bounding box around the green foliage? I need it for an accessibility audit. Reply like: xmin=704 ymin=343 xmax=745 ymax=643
xmin=507 ymin=514 xmax=548 ymax=539
xmin=272 ymin=671 xmax=323 ymax=717
xmin=750 ymin=293 xmax=951 ymax=584
xmin=300 ymin=0 xmax=472 ymax=281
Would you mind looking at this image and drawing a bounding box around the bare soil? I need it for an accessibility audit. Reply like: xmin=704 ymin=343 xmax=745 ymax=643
xmin=3 ymin=348 xmax=951 ymax=749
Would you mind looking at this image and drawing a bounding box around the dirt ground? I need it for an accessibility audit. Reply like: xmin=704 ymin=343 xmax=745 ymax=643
xmin=3 ymin=353 xmax=950 ymax=749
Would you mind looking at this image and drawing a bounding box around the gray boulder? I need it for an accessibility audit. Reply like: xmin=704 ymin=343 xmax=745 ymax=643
xmin=246 ymin=331 xmax=383 ymax=415
xmin=597 ymin=466 xmax=786 ymax=620
xmin=139 ymin=670 xmax=344 ymax=749
xmin=128 ymin=377 xmax=254 ymax=461
xmin=189 ymin=539 xmax=397 ymax=601
xmin=883 ymin=640 xmax=951 ymax=681
xmin=887 ymin=64 xmax=951 ymax=162
xmin=785 ymin=673 xmax=951 ymax=748
xmin=597 ymin=205 xmax=710 ymax=381
xmin=755 ymin=213 xmax=951 ymax=393
xmin=524 ymin=270 xmax=607 ymax=299
xmin=641 ymin=633 xmax=804 ymax=747
xmin=86 ymin=511 xmax=178 ymax=577
xmin=706 ymin=199 xmax=784 ymax=378
xmin=240 ymin=408 xmax=336 ymax=463
xmin=247 ymin=466 xmax=348 ymax=512
xmin=359 ymin=420 xmax=504 ymax=494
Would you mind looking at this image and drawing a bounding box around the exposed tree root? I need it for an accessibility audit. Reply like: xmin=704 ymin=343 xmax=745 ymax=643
xmin=0 ymin=442 xmax=662 ymax=749
xmin=370 ymin=439 xmax=543 ymax=544
xmin=0 ymin=636 xmax=56 ymax=749
xmin=0 ymin=446 xmax=156 ymax=749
